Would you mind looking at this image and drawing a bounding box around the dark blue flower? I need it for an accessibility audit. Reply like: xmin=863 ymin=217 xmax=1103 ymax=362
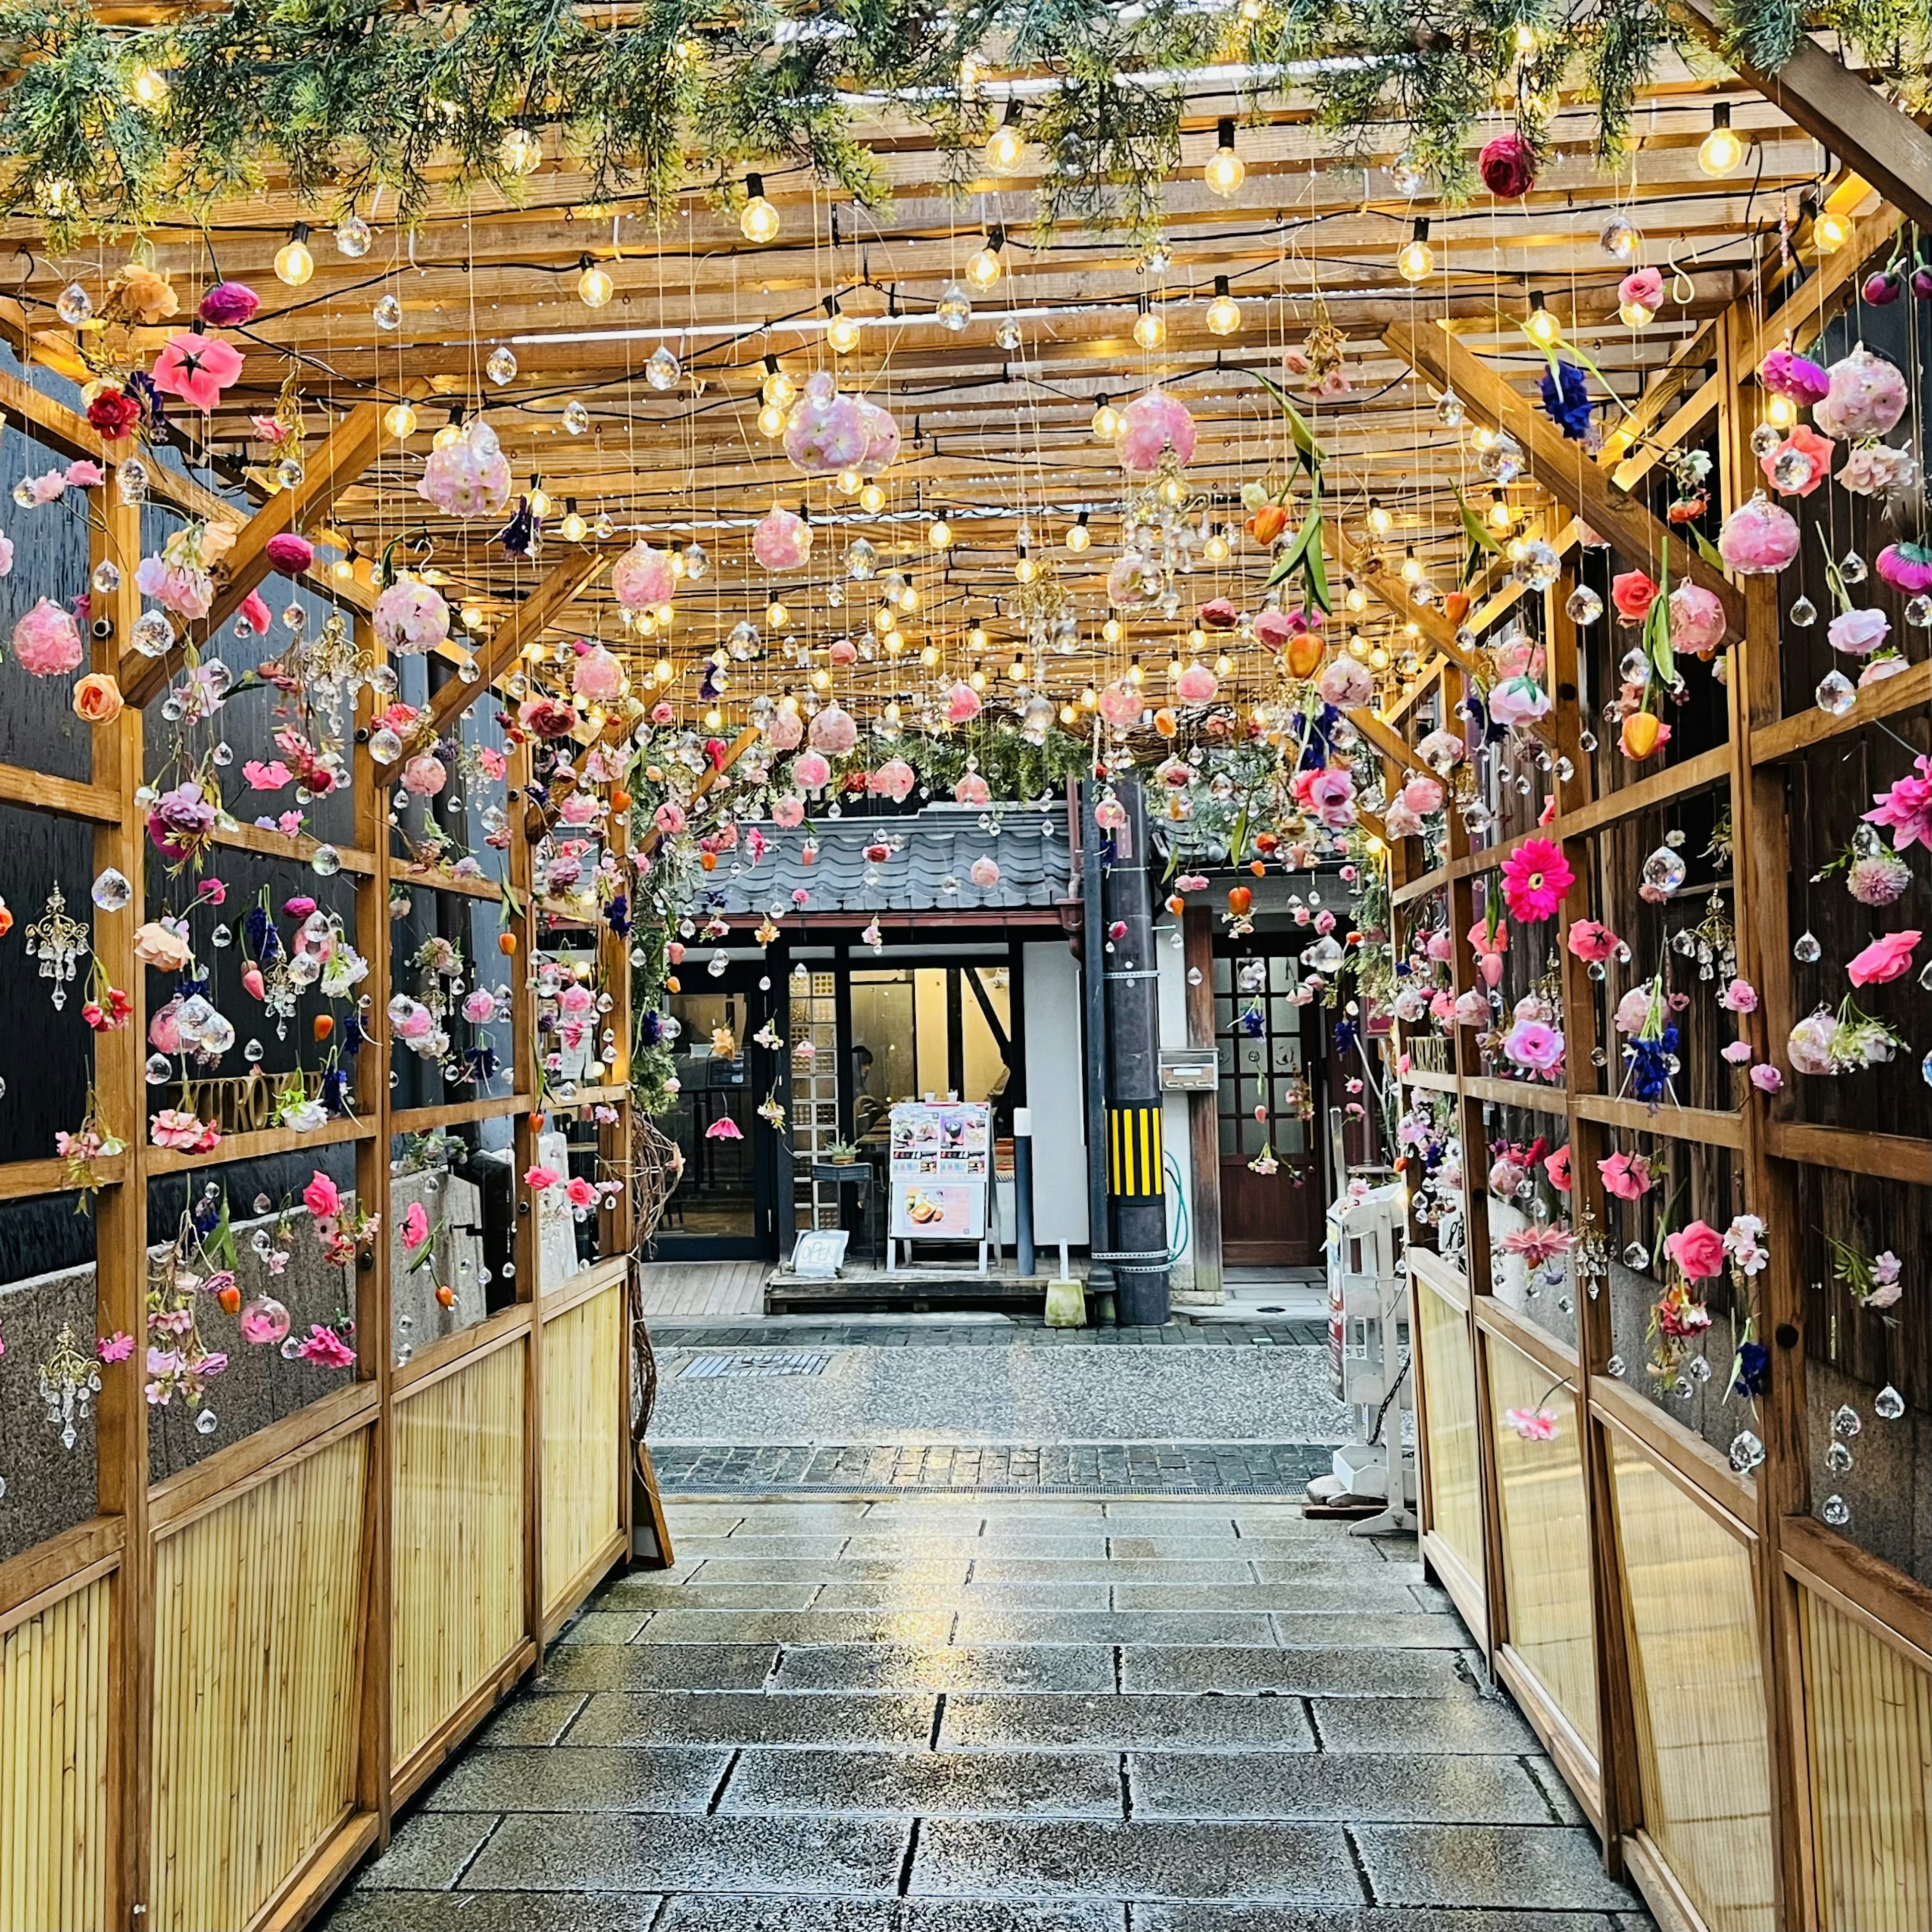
xmin=190 ymin=1188 xmax=224 ymax=1236
xmin=605 ymin=893 xmax=631 ymax=936
xmin=497 ymin=495 xmax=537 ymax=558
xmin=1334 ymin=1019 xmax=1359 ymax=1054
xmin=1540 ymin=360 xmax=1593 ymax=440
xmin=320 ymin=1067 xmax=353 ymax=1115
xmin=1730 ymin=1341 xmax=1769 ymax=1398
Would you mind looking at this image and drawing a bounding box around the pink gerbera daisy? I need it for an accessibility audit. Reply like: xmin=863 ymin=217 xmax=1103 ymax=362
xmin=1500 ymin=837 xmax=1574 ymax=922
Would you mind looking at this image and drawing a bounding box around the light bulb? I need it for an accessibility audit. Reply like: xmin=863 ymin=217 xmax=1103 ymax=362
xmin=500 ymin=126 xmax=542 ymax=176
xmin=1488 ymin=493 xmax=1513 ymax=530
xmin=1215 ymin=653 xmax=1233 ymax=677
xmin=969 ymin=626 xmax=988 ymax=651
xmin=1133 ymin=306 xmax=1165 ymax=350
xmin=859 ymin=481 xmax=885 ymax=513
xmin=1513 ymin=21 xmax=1537 ymax=50
xmin=655 ymin=658 xmax=674 ymax=683
xmin=970 ymin=669 xmax=987 ymax=690
xmin=130 ymin=66 xmax=169 ymax=106
xmin=1204 ymin=276 xmax=1241 ymax=336
xmin=1366 ymin=499 xmax=1392 ymax=538
xmin=577 ymin=259 xmax=613 ymax=307
xmin=1203 ymin=529 xmax=1229 ymax=562
xmin=920 ymin=645 xmax=939 ymax=666
xmin=1091 ymin=396 xmax=1121 ymax=440
xmin=1813 ymin=208 xmax=1849 ymax=254
xmin=1157 ymin=473 xmax=1184 ymax=506
xmin=1127 ymin=659 xmax=1144 ymax=685
xmin=432 ymin=420 xmax=462 ymax=450
xmin=757 ymin=401 xmax=785 ymax=438
xmin=826 ymin=309 xmax=860 ymax=354
xmin=761 ymin=359 xmax=794 ymax=407
xmin=1345 ymin=583 xmax=1367 ymax=613
xmin=767 ymin=600 xmax=788 ymax=626
xmin=874 ymin=605 xmax=897 ymax=634
xmin=1061 ymin=704 xmax=1077 ymax=723
xmin=1524 ymin=295 xmax=1560 ymax=347
xmin=985 ymin=107 xmax=1025 ymax=175
xmin=528 ymin=486 xmax=551 ymax=519
xmin=704 ymin=706 xmax=723 ymax=730
xmin=1371 ymin=646 xmax=1389 ymax=669
xmin=1065 ymin=514 xmax=1091 ymax=552
xmin=1014 ymin=552 xmax=1037 ymax=584
xmin=460 ymin=604 xmax=484 ymax=630
xmin=1765 ymin=394 xmax=1796 ymax=428
xmin=560 ymin=511 xmax=587 ymax=542
xmin=1400 ymin=548 xmax=1421 ymax=583
xmin=1080 ymin=686 xmax=1096 ymax=707
xmin=1102 ymin=618 xmax=1123 ymax=645
xmin=1619 ymin=299 xmax=1656 ymax=328
xmin=332 ymin=554 xmax=355 ymax=581
xmin=1008 ymin=657 xmax=1026 ymax=681
xmin=928 ymin=518 xmax=952 ymax=548
xmin=740 ymin=174 xmax=779 ymax=244
xmin=1187 ymin=628 xmax=1206 ymax=650
xmin=967 ymin=234 xmax=1004 ymax=288
xmin=384 ymin=402 xmax=417 ymax=438
xmin=1204 ymin=119 xmax=1244 ymax=197
xmin=1396 ymin=216 xmax=1433 ymax=283
xmin=657 ymin=603 xmax=674 ymax=625
xmin=1166 ymin=658 xmax=1183 ymax=681
xmin=274 ymin=226 xmax=314 ymax=287
xmin=836 ymin=466 xmax=863 ymax=496
xmin=1697 ymin=104 xmax=1745 ymax=178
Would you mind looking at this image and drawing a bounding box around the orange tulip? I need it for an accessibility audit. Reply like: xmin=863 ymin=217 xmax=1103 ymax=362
xmin=312 ymin=1014 xmax=334 ymax=1042
xmin=1228 ymin=886 xmax=1253 ymax=916
xmin=1620 ymin=710 xmax=1662 ymax=760
xmin=1249 ymin=859 xmax=1266 ymax=876
xmin=1166 ymin=894 xmax=1185 ymax=915
xmin=498 ymin=931 xmax=519 ymax=955
xmin=1442 ymin=591 xmax=1472 ymax=626
xmin=435 ymin=1284 xmax=457 ymax=1309
xmin=665 ymin=976 xmax=680 ymax=994
xmin=1286 ymin=635 xmax=1322 ymax=680
xmin=1246 ymin=503 xmax=1287 ymax=545
xmin=610 ymin=787 xmax=632 ymax=813
xmin=699 ymin=851 xmax=717 ymax=870
xmin=216 ymin=1283 xmax=241 ymax=1315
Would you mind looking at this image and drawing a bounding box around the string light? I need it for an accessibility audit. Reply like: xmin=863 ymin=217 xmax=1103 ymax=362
xmin=825 ymin=297 xmax=860 ymax=353
xmin=1488 ymin=490 xmax=1513 ymax=530
xmin=1133 ymin=298 xmax=1165 ymax=349
xmin=1366 ymin=498 xmax=1392 ymax=538
xmin=527 ymin=478 xmax=551 ymax=519
xmin=560 ymin=502 xmax=587 ymax=542
xmin=1344 ymin=578 xmax=1368 ymax=614
xmin=1204 ymin=275 xmax=1242 ymax=336
xmin=760 ymin=355 xmax=794 ymax=407
xmin=859 ymin=480 xmax=886 ymax=513
xmin=1764 ymin=394 xmax=1796 ymax=428
xmin=757 ymin=402 xmax=785 ymax=437
xmin=1102 ymin=617 xmax=1124 ymax=645
xmin=967 ymin=226 xmax=1006 ymax=288
xmin=1014 ymin=546 xmax=1037 ymax=584
xmin=129 ymin=66 xmax=169 ymax=106
xmin=1697 ymin=102 xmax=1746 ymax=177
xmin=384 ymin=402 xmax=417 ymax=438
xmin=985 ymin=102 xmax=1025 ymax=174
xmin=1090 ymin=395 xmax=1122 ymax=440
xmin=1204 ymin=118 xmax=1245 ymax=197
xmin=928 ymin=517 xmax=953 ymax=548
xmin=1396 ymin=216 xmax=1433 ymax=283
xmin=739 ymin=173 xmax=780 ymax=244
xmin=836 ymin=466 xmax=863 ymax=496
xmin=576 ymin=256 xmax=613 ymax=307
xmin=1203 ymin=525 xmax=1229 ymax=562
xmin=1065 ymin=511 xmax=1091 ymax=552
xmin=499 ymin=126 xmax=542 ymax=176
xmin=1399 ymin=546 xmax=1421 ymax=583
xmin=767 ymin=598 xmax=789 ymax=626
xmin=1524 ymin=292 xmax=1561 ymax=346
xmin=274 ymin=223 xmax=314 ymax=287
xmin=1811 ymin=203 xmax=1849 ymax=253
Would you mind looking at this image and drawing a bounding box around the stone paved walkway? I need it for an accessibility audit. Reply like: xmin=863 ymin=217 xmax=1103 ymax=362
xmin=324 ymin=1496 xmax=1654 ymax=1931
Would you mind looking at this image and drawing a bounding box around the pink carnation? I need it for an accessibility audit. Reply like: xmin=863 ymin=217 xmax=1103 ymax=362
xmin=1846 ymin=930 xmax=1919 ymax=987
xmin=1865 ymin=756 xmax=1931 ymax=852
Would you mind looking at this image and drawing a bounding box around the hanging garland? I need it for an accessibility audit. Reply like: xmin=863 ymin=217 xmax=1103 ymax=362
xmin=0 ymin=0 xmax=1922 ymax=251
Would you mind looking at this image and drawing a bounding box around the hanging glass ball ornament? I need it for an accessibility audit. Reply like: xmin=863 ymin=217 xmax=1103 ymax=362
xmin=486 ymin=346 xmax=518 ymax=386
xmin=646 ymin=344 xmax=682 ymax=391
xmin=336 ymin=213 xmax=373 ymax=258
xmin=935 ymin=282 xmax=972 ymax=332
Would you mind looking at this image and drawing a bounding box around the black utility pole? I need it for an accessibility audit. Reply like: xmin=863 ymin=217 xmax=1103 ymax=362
xmin=1096 ymin=777 xmax=1170 ymax=1325
xmin=1080 ymin=780 xmax=1112 ymax=1307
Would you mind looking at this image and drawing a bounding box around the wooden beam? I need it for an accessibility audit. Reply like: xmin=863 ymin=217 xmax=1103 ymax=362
xmin=1677 ymin=0 xmax=1932 ymax=227
xmin=1385 ymin=320 xmax=1746 ymax=633
xmin=424 ymin=549 xmax=610 ymax=736
xmin=637 ymin=726 xmax=761 ymax=861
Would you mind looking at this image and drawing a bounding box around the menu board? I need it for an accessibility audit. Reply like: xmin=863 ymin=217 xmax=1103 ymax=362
xmin=888 ymin=1101 xmax=990 ymax=1241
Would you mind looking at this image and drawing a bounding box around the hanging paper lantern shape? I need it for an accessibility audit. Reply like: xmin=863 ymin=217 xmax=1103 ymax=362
xmin=373 ymin=577 xmax=450 ymax=655
xmin=1318 ymin=655 xmax=1373 ymax=707
xmin=1757 ymin=347 xmax=1830 ymax=405
xmin=782 ymin=373 xmax=869 ymax=475
xmin=953 ymin=771 xmax=991 ymax=806
xmin=1117 ymin=388 xmax=1197 ymax=474
xmin=573 ymin=643 xmax=627 ymax=702
xmin=793 ymin=750 xmax=832 ymax=791
xmin=766 ymin=707 xmax=803 ymax=751
xmin=1098 ymin=680 xmax=1143 ymax=729
xmin=1813 ymin=346 xmax=1909 ymax=440
xmin=1175 ymin=663 xmax=1219 ymax=704
xmin=1478 ymin=132 xmax=1537 ymax=199
xmin=946 ymin=682 xmax=983 ymax=725
xmin=868 ymin=758 xmax=916 ymax=802
xmin=808 ymin=703 xmax=858 ymax=756
xmin=770 ymin=794 xmax=806 ymax=827
xmin=1717 ymin=492 xmax=1800 ymax=575
xmin=612 ymin=540 xmax=675 ymax=611
xmin=857 ymin=398 xmax=902 ymax=470
xmin=1668 ymin=584 xmax=1727 ymax=656
xmin=752 ymin=504 xmax=812 ymax=570
xmin=417 ymin=419 xmax=512 ymax=517
xmin=12 ymin=597 xmax=83 ymax=676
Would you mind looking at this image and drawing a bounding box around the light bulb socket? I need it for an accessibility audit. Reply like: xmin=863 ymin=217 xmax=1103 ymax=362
xmin=999 ymin=101 xmax=1021 ymax=129
xmin=824 ymin=295 xmax=841 ymax=317
xmin=764 ymin=353 xmax=781 ymax=376
xmin=1216 ymin=117 xmax=1236 ymax=151
xmin=745 ymin=172 xmax=766 ymax=199
xmin=1077 ymin=510 xmax=1090 ymax=527
xmin=985 ymin=223 xmax=1005 ymax=254
xmin=1712 ymin=101 xmax=1731 ymax=131
xmin=1411 ymin=215 xmax=1430 ymax=243
xmin=1214 ymin=274 xmax=1231 ymax=297
xmin=1530 ymin=289 xmax=1549 ymax=312
xmin=289 ymin=220 xmax=310 ymax=245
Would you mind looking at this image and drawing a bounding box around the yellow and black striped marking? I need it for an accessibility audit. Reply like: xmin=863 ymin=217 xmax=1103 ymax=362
xmin=1108 ymin=1105 xmax=1165 ymax=1197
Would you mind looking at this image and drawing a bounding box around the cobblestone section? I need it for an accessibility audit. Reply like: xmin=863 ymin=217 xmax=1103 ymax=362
xmin=323 ymin=1497 xmax=1654 ymax=1931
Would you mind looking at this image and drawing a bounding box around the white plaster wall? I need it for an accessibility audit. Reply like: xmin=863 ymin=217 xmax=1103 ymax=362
xmin=1158 ymin=929 xmax=1203 ymax=1295
xmin=1021 ymin=940 xmax=1089 ymax=1245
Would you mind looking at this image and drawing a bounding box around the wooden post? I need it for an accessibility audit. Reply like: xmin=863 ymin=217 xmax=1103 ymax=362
xmin=508 ymin=742 xmax=545 ymax=1663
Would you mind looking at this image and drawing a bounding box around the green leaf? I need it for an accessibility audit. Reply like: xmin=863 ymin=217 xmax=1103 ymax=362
xmin=1455 ymin=484 xmax=1503 ymax=558
xmin=1241 ymin=367 xmax=1326 ymax=473
xmin=1688 ymin=526 xmax=1725 ymax=573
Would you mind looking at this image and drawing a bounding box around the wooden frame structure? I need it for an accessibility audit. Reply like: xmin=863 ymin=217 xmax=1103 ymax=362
xmin=1382 ymin=216 xmax=1930 ymax=1932
xmin=0 ymin=376 xmax=645 ymax=1931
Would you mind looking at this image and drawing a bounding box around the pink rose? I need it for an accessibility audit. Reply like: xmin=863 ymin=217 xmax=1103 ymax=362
xmin=1610 ymin=571 xmax=1659 ymax=623
xmin=237 ymin=590 xmax=272 ymax=635
xmin=1760 ymin=425 xmax=1835 ymax=497
xmin=523 ymin=1165 xmax=560 ymax=1190
xmin=1719 ymin=978 xmax=1758 ymax=1013
xmin=1598 ymin=1150 xmax=1653 ymax=1200
xmin=1827 ymin=608 xmax=1890 ymax=658
xmin=1566 ymin=919 xmax=1618 ymax=963
xmin=1665 ymin=1220 xmax=1726 ymax=1281
xmin=401 ymin=1202 xmax=431 ymax=1250
xmin=298 ymin=1325 xmax=356 ymax=1369
xmin=1749 ymin=1064 xmax=1784 ymax=1094
xmin=566 ymin=1176 xmax=597 ymax=1209
xmin=1758 ymin=348 xmax=1829 ymax=404
xmin=264 ymin=532 xmax=314 ymax=575
xmin=1846 ymin=930 xmax=1919 ymax=987
xmin=1619 ymin=267 xmax=1664 ymax=311
xmin=1722 ymin=1040 xmax=1755 ymax=1064
xmin=302 ymin=1171 xmax=342 ymax=1219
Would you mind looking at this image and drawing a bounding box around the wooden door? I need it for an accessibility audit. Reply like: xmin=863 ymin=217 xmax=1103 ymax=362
xmin=1214 ymin=947 xmax=1323 ymax=1266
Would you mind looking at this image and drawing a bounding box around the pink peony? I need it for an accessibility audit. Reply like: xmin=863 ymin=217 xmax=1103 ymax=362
xmin=150 ymin=331 xmax=244 ymax=412
xmin=1175 ymin=663 xmax=1219 ymax=705
xmin=1500 ymin=838 xmax=1573 ymax=922
xmin=793 ymin=750 xmax=831 ymax=791
xmin=653 ymin=802 xmax=687 ymax=838
xmin=1399 ymin=775 xmax=1443 ymax=816
xmin=373 ymin=579 xmax=450 ymax=655
xmin=1598 ymin=1150 xmax=1653 ymax=1200
xmin=1479 ymin=132 xmax=1536 ymax=198
xmin=1828 ymin=608 xmax=1890 ymax=658
xmin=1718 ymin=493 xmax=1800 ymax=574
xmin=1504 ymin=1407 xmax=1560 ymax=1440
xmin=401 ymin=753 xmax=446 ymax=797
xmin=264 ymin=532 xmax=314 ymax=575
xmin=751 ymin=505 xmax=812 ymax=571
xmin=947 ymin=682 xmax=983 ymax=725
xmin=1846 ymin=930 xmax=1919 ymax=987
xmin=12 ymin=597 xmax=83 ymax=676
xmin=1865 ymin=756 xmax=1931 ymax=852
xmin=868 ymin=758 xmax=916 ymax=802
xmin=770 ymin=795 xmax=806 ymax=828
xmin=782 ymin=374 xmax=869 ymax=475
xmin=1665 ymin=1220 xmax=1726 ymax=1281
xmin=612 ymin=541 xmax=676 ymax=611
xmin=808 ymin=704 xmax=858 ymax=756
xmin=418 ymin=423 xmax=512 ymax=518
xmin=970 ymin=857 xmax=1001 ymax=889
xmin=1318 ymin=656 xmax=1374 ymax=707
xmin=1758 ymin=348 xmax=1830 ymax=404
xmin=1117 ymin=388 xmax=1197 ymax=475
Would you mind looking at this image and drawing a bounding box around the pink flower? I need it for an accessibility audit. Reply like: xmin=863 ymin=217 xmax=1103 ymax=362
xmin=704 ymin=1117 xmax=743 ymax=1141
xmin=1504 ymin=1406 xmax=1561 ymax=1440
xmin=1760 ymin=425 xmax=1834 ymax=497
xmin=1846 ymin=930 xmax=1919 ymax=987
xmin=1598 ymin=1150 xmax=1653 ymax=1200
xmin=771 ymin=795 xmax=806 ymax=829
xmin=1665 ymin=1220 xmax=1726 ymax=1281
xmin=150 ymin=331 xmax=245 ymax=412
xmin=13 ymin=597 xmax=84 ymax=676
xmin=1611 ymin=571 xmax=1659 ymax=623
xmin=1566 ymin=919 xmax=1618 ymax=963
xmin=1829 ymin=608 xmax=1890 ymax=658
xmin=1865 ymin=757 xmax=1931 ymax=853
xmin=303 ymin=1171 xmax=342 ymax=1219
xmin=476 ymin=747 xmax=509 ymax=781
xmin=1619 ymin=267 xmax=1664 ymax=312
xmin=198 ymin=280 xmax=260 ymax=327
xmin=653 ymin=802 xmax=687 ymax=838
xmin=149 ymin=1108 xmax=213 ymax=1152
xmin=243 ymin=759 xmax=292 ymax=790
xmin=1544 ymin=1145 xmax=1571 ymax=1192
xmin=793 ymin=751 xmax=831 ymax=791
xmin=523 ymin=1165 xmax=560 ymax=1189
xmin=566 ymin=1176 xmax=597 ymax=1208
xmin=970 ymin=857 xmax=1001 ymax=889
xmin=1758 ymin=348 xmax=1829 ymax=404
xmin=298 ymin=1325 xmax=356 ymax=1369
xmin=401 ymin=1202 xmax=431 ymax=1250
xmin=1503 ymin=1019 xmax=1564 ymax=1073
xmin=1719 ymin=978 xmax=1758 ymax=1013
xmin=1500 ymin=837 xmax=1573 ymax=922
xmin=1721 ymin=1040 xmax=1754 ymax=1064
xmin=96 ymin=1331 xmax=135 ymax=1363
xmin=401 ymin=752 xmax=447 ymax=797
xmin=237 ymin=590 xmax=272 ymax=635
xmin=1749 ymin=1063 xmax=1784 ymax=1094
xmin=64 ymin=460 xmax=103 ymax=488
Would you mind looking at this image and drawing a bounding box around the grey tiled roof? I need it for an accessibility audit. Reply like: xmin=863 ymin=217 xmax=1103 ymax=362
xmin=701 ymin=807 xmax=1074 ymax=916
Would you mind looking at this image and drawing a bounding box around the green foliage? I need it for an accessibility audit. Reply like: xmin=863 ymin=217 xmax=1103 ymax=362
xmin=870 ymin=719 xmax=1091 ymax=802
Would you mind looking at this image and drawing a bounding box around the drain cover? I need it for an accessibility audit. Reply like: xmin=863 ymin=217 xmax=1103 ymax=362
xmin=680 ymin=1351 xmax=830 ymax=1381
xmin=1257 ymin=1305 xmax=1285 ymax=1314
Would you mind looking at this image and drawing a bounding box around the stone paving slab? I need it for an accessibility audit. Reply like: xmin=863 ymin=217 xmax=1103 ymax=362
xmin=1353 ymin=1825 xmax=1639 ymax=1910
xmin=601 ymin=1580 xmax=826 ymax=1612
xmin=772 ymin=1643 xmax=1116 ymax=1695
xmin=812 ymin=1578 xmax=1114 ymax=1611
xmin=951 ymin=1609 xmax=1279 ymax=1648
xmin=426 ymin=1746 xmax=730 ymax=1814
xmin=653 ymin=1322 xmax=1329 ymax=1348
xmin=720 ymin=1745 xmax=1124 ymax=1818
xmin=541 ymin=1643 xmax=781 ymax=1692
xmin=462 ymin=1811 xmax=915 ymax=1895
xmin=1309 ymin=1698 xmax=1542 ymax=1756
xmin=567 ymin=1689 xmax=939 ymax=1749
xmin=939 ymin=1692 xmax=1318 ymax=1753
xmin=323 ymin=1892 xmax=660 ymax=1930
xmin=639 ymin=1608 xmax=956 ymax=1645
xmin=1134 ymin=1911 xmax=1631 ymax=1931
xmin=909 ymin=1818 xmax=1360 ymax=1903
xmin=1125 ymin=1752 xmax=1563 ymax=1824
xmin=1117 ymin=1646 xmax=1467 ymax=1699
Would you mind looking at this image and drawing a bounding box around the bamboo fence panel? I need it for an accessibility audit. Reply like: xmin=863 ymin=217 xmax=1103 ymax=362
xmin=1486 ymin=1335 xmax=1597 ymax=1756
xmin=148 ymin=1429 xmax=366 ymax=1932
xmin=0 ymin=1575 xmax=110 ymax=1932
xmin=391 ymin=1340 xmax=526 ymax=1769
xmin=1415 ymin=1274 xmax=1485 ymax=1587
xmin=1798 ymin=1587 xmax=1931 ymax=1931
xmin=1611 ymin=1433 xmax=1776 ymax=1930
xmin=541 ymin=1281 xmax=623 ymax=1616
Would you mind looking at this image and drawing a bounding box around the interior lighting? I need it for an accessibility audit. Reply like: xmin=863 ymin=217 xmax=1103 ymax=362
xmin=1133 ymin=299 xmax=1166 ymax=350
xmin=1204 ymin=118 xmax=1245 ymax=197
xmin=1396 ymin=217 xmax=1433 ymax=283
xmin=1366 ymin=498 xmax=1392 ymax=538
xmin=1091 ymin=395 xmax=1122 ymax=440
xmin=928 ymin=517 xmax=953 ymax=548
xmin=825 ymin=298 xmax=860 ymax=354
xmin=274 ymin=224 xmax=314 ymax=287
xmin=740 ymin=174 xmax=780 ymax=244
xmin=1697 ymin=103 xmax=1746 ymax=178
xmin=384 ymin=402 xmax=417 ymax=438
xmin=967 ymin=227 xmax=1006 ymax=288
xmin=576 ymin=257 xmax=613 ymax=307
xmin=1205 ymin=275 xmax=1242 ymax=336
xmin=1524 ymin=292 xmax=1561 ymax=347
xmin=985 ymin=104 xmax=1025 ymax=175
xmin=1065 ymin=511 xmax=1092 ymax=552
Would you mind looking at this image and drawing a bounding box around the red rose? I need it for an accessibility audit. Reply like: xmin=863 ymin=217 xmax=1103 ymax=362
xmin=1611 ymin=570 xmax=1659 ymax=623
xmin=1479 ymin=133 xmax=1537 ymax=200
xmin=87 ymin=389 xmax=141 ymax=439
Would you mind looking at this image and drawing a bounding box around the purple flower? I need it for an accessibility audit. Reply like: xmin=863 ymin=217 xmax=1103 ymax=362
xmin=198 ymin=281 xmax=260 ymax=327
xmin=1539 ymin=360 xmax=1593 ymax=440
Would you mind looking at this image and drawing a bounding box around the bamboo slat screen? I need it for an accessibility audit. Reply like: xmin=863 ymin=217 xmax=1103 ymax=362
xmin=541 ymin=1278 xmax=624 ymax=1616
xmin=1610 ymin=1436 xmax=1776 ymax=1930
xmin=1797 ymin=1587 xmax=1932 ymax=1932
xmin=0 ymin=1575 xmax=111 ymax=1932
xmin=1415 ymin=1275 xmax=1485 ymax=1592
xmin=1486 ymin=1335 xmax=1597 ymax=1757
xmin=149 ymin=1431 xmax=367 ymax=1932
xmin=391 ymin=1342 xmax=529 ymax=1772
